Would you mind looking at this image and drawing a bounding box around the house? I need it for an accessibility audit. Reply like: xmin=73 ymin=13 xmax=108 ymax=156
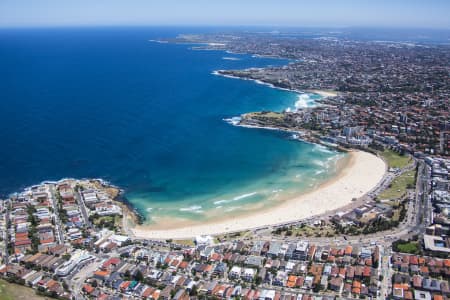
xmin=413 ymin=275 xmax=423 ymax=289
xmin=320 ymin=275 xmax=328 ymax=290
xmin=250 ymin=241 xmax=265 ymax=255
xmin=422 ymin=278 xmax=442 ymax=292
xmin=270 ymin=271 xmax=285 ymax=287
xmin=268 ymin=242 xmax=282 ymax=258
xmin=245 ymin=255 xmax=263 ymax=268
xmin=346 ymin=266 xmax=355 ymax=281
xmin=414 ymin=290 xmax=432 ymax=300
xmin=159 ymin=286 xmax=173 ymax=300
xmin=293 ymin=241 xmax=309 ymax=261
xmin=304 ymin=276 xmax=314 ymax=289
xmin=242 ymin=268 xmax=256 ymax=282
xmin=82 ymin=284 xmax=95 ymax=295
xmin=229 ymin=266 xmax=241 ymax=279
xmin=286 ymin=275 xmax=297 ymax=288
xmin=213 ymin=263 xmax=227 ymax=277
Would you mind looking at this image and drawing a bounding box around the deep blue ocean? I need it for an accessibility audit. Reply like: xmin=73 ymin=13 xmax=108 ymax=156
xmin=0 ymin=27 xmax=342 ymax=223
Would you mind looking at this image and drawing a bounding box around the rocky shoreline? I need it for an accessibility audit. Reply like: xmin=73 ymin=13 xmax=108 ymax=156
xmin=225 ymin=111 xmax=350 ymax=154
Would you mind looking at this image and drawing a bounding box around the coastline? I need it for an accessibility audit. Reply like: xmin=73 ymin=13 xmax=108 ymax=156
xmin=131 ymin=150 xmax=386 ymax=239
xmin=304 ymin=89 xmax=338 ymax=98
xmin=212 ymin=70 xmax=337 ymax=101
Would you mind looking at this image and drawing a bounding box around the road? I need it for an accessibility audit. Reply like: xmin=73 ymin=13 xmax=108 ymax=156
xmin=66 ymin=157 xmax=432 ymax=299
xmin=75 ymin=189 xmax=92 ymax=228
xmin=49 ymin=184 xmax=65 ymax=244
xmin=70 ymin=257 xmax=104 ymax=300
xmin=378 ymin=245 xmax=392 ymax=299
xmin=416 ymin=161 xmax=431 ymax=227
xmin=239 ymin=159 xmax=430 ymax=249
xmin=2 ymin=201 xmax=10 ymax=264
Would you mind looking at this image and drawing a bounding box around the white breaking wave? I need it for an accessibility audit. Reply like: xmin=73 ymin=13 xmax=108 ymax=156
xmin=312 ymin=159 xmax=326 ymax=167
xmin=223 ymin=116 xmax=241 ymax=126
xmin=214 ymin=192 xmax=258 ymax=205
xmin=234 ymin=192 xmax=257 ymax=200
xmin=179 ymin=205 xmax=203 ymax=213
xmin=146 ymin=207 xmax=153 ymax=212
xmin=294 ymin=94 xmax=316 ymax=109
xmin=315 ymin=144 xmax=334 ymax=154
xmin=225 ymin=206 xmax=242 ymax=212
xmin=222 ymin=57 xmax=241 ymax=61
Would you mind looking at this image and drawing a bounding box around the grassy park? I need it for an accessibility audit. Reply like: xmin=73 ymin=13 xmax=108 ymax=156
xmin=379 ymin=170 xmax=416 ymax=200
xmin=380 ymin=149 xmax=412 ymax=169
xmin=0 ymin=280 xmax=45 ymax=300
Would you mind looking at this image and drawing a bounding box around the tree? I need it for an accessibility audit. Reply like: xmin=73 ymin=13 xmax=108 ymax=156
xmin=190 ymin=285 xmax=198 ymax=296
xmin=124 ymin=270 xmax=131 ymax=280
xmin=135 ymin=270 xmax=144 ymax=282
xmin=255 ymin=277 xmax=262 ymax=286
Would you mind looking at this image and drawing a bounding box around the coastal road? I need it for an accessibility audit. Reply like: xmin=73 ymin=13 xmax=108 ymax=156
xmin=2 ymin=202 xmax=10 ymax=264
xmin=250 ymin=160 xmax=426 ymax=247
xmin=49 ymin=184 xmax=65 ymax=244
xmin=416 ymin=162 xmax=431 ymax=227
xmin=75 ymin=190 xmax=92 ymax=228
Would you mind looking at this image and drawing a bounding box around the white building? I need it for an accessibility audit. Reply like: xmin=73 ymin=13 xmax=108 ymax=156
xmin=55 ymin=250 xmax=94 ymax=276
xmin=229 ymin=266 xmax=242 ymax=279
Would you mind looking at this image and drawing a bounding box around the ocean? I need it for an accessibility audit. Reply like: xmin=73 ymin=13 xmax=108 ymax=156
xmin=0 ymin=27 xmax=343 ymax=224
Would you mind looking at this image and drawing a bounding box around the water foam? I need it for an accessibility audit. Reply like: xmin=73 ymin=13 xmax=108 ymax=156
xmin=294 ymin=94 xmax=316 ymax=109
xmin=225 ymin=206 xmax=242 ymax=212
xmin=222 ymin=57 xmax=241 ymax=61
xmin=312 ymin=159 xmax=326 ymax=167
xmin=315 ymin=144 xmax=334 ymax=154
xmin=214 ymin=192 xmax=258 ymax=205
xmin=179 ymin=205 xmax=203 ymax=213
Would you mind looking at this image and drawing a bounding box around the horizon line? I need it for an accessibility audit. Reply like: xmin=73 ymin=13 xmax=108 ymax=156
xmin=1 ymin=24 xmax=450 ymax=31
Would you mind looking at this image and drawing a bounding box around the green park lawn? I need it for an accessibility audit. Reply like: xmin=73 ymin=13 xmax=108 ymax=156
xmin=381 ymin=149 xmax=412 ymax=169
xmin=379 ymin=170 xmax=416 ymax=200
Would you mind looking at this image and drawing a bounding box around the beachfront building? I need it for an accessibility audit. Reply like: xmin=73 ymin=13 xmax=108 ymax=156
xmin=55 ymin=250 xmax=94 ymax=277
xmin=293 ymin=241 xmax=309 ymax=261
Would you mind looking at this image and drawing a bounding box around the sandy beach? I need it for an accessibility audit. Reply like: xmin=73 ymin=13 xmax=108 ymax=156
xmin=131 ymin=151 xmax=386 ymax=239
xmin=306 ymin=89 xmax=338 ymax=98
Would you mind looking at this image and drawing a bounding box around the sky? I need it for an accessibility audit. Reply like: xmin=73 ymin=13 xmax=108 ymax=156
xmin=0 ymin=0 xmax=449 ymax=29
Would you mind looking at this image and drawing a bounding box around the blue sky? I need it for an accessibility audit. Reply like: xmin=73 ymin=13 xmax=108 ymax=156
xmin=0 ymin=0 xmax=449 ymax=28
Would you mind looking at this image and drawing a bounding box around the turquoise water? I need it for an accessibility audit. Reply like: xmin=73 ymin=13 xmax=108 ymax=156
xmin=0 ymin=27 xmax=343 ymax=224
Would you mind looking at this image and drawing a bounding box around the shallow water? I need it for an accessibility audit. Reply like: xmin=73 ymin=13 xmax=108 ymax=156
xmin=0 ymin=27 xmax=343 ymax=223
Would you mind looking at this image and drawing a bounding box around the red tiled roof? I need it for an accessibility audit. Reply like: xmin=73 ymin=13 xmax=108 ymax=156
xmin=83 ymin=284 xmax=94 ymax=294
xmin=15 ymin=239 xmax=32 ymax=246
xmin=142 ymin=287 xmax=155 ymax=298
xmin=97 ymin=294 xmax=109 ymax=300
xmin=120 ymin=281 xmax=130 ymax=290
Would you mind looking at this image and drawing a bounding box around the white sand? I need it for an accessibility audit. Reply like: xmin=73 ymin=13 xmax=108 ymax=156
xmin=307 ymin=89 xmax=338 ymax=98
xmin=131 ymin=151 xmax=386 ymax=239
